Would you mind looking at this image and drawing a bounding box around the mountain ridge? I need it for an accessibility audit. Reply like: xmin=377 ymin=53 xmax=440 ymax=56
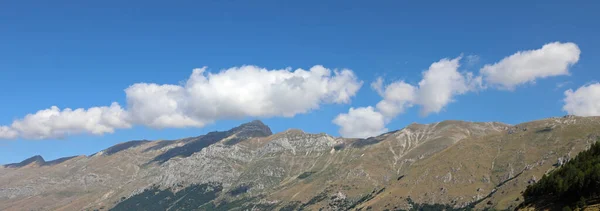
xmin=1 ymin=116 xmax=599 ymax=210
xmin=7 ymin=117 xmax=576 ymax=167
xmin=3 ymin=119 xmax=511 ymax=166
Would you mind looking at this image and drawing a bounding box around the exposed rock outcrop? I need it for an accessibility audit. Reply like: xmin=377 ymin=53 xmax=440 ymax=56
xmin=1 ymin=116 xmax=598 ymax=211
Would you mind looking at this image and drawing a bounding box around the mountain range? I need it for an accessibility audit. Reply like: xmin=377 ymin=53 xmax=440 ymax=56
xmin=1 ymin=116 xmax=599 ymax=211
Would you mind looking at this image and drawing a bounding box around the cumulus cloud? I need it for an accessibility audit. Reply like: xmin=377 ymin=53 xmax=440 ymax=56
xmin=334 ymin=77 xmax=417 ymax=138
xmin=371 ymin=77 xmax=385 ymax=96
xmin=334 ymin=57 xmax=473 ymax=138
xmin=126 ymin=65 xmax=362 ymax=128
xmin=6 ymin=103 xmax=131 ymax=139
xmin=375 ymin=80 xmax=416 ymax=118
xmin=2 ymin=42 xmax=584 ymax=140
xmin=415 ymin=57 xmax=472 ymax=115
xmin=481 ymin=42 xmax=580 ymax=90
xmin=334 ymin=41 xmax=583 ymax=138
xmin=1 ymin=65 xmax=363 ymax=139
xmin=332 ymin=106 xmax=388 ymax=138
xmin=563 ymin=83 xmax=600 ymax=116
xmin=0 ymin=126 xmax=18 ymax=139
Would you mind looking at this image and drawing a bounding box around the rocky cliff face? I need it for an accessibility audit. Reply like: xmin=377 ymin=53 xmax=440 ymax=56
xmin=1 ymin=116 xmax=599 ymax=211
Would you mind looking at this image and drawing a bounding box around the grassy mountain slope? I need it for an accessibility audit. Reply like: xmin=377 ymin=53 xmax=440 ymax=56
xmin=358 ymin=116 xmax=600 ymax=210
xmin=1 ymin=116 xmax=599 ymax=211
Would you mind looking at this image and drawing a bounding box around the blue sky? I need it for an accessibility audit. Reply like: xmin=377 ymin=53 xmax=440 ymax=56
xmin=1 ymin=0 xmax=599 ymax=164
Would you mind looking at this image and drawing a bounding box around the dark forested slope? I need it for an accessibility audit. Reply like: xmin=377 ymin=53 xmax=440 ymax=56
xmin=520 ymin=141 xmax=600 ymax=210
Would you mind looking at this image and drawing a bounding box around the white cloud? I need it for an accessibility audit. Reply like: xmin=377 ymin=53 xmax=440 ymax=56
xmin=563 ymin=83 xmax=600 ymax=116
xmin=335 ymin=57 xmax=472 ymax=138
xmin=481 ymin=42 xmax=580 ymax=90
xmin=6 ymin=103 xmax=131 ymax=139
xmin=375 ymin=80 xmax=416 ymax=118
xmin=1 ymin=65 xmax=363 ymax=139
xmin=126 ymin=65 xmax=362 ymax=128
xmin=0 ymin=126 xmax=18 ymax=139
xmin=416 ymin=57 xmax=471 ymax=115
xmin=2 ymin=42 xmax=584 ymax=140
xmin=125 ymin=83 xmax=206 ymax=128
xmin=374 ymin=57 xmax=474 ymax=118
xmin=334 ymin=41 xmax=582 ymax=138
xmin=371 ymin=77 xmax=384 ymax=96
xmin=332 ymin=106 xmax=388 ymax=138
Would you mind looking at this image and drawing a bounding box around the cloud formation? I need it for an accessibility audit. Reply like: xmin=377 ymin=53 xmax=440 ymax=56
xmin=374 ymin=80 xmax=416 ymax=118
xmin=481 ymin=42 xmax=580 ymax=90
xmin=334 ymin=42 xmax=581 ymax=138
xmin=332 ymin=106 xmax=388 ymax=138
xmin=0 ymin=42 xmax=584 ymax=140
xmin=563 ymin=83 xmax=600 ymax=116
xmin=0 ymin=126 xmax=18 ymax=139
xmin=4 ymin=103 xmax=131 ymax=139
xmin=334 ymin=57 xmax=475 ymax=138
xmin=0 ymin=65 xmax=362 ymax=139
xmin=415 ymin=57 xmax=475 ymax=115
xmin=126 ymin=65 xmax=362 ymax=128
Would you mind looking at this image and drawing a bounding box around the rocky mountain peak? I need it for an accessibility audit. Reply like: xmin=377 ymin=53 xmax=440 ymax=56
xmin=231 ymin=120 xmax=273 ymax=138
xmin=149 ymin=120 xmax=273 ymax=163
xmin=4 ymin=155 xmax=45 ymax=168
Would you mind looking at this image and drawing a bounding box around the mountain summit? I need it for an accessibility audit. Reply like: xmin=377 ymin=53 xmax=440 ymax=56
xmin=1 ymin=116 xmax=599 ymax=210
xmin=3 ymin=155 xmax=44 ymax=168
xmin=230 ymin=119 xmax=273 ymax=138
